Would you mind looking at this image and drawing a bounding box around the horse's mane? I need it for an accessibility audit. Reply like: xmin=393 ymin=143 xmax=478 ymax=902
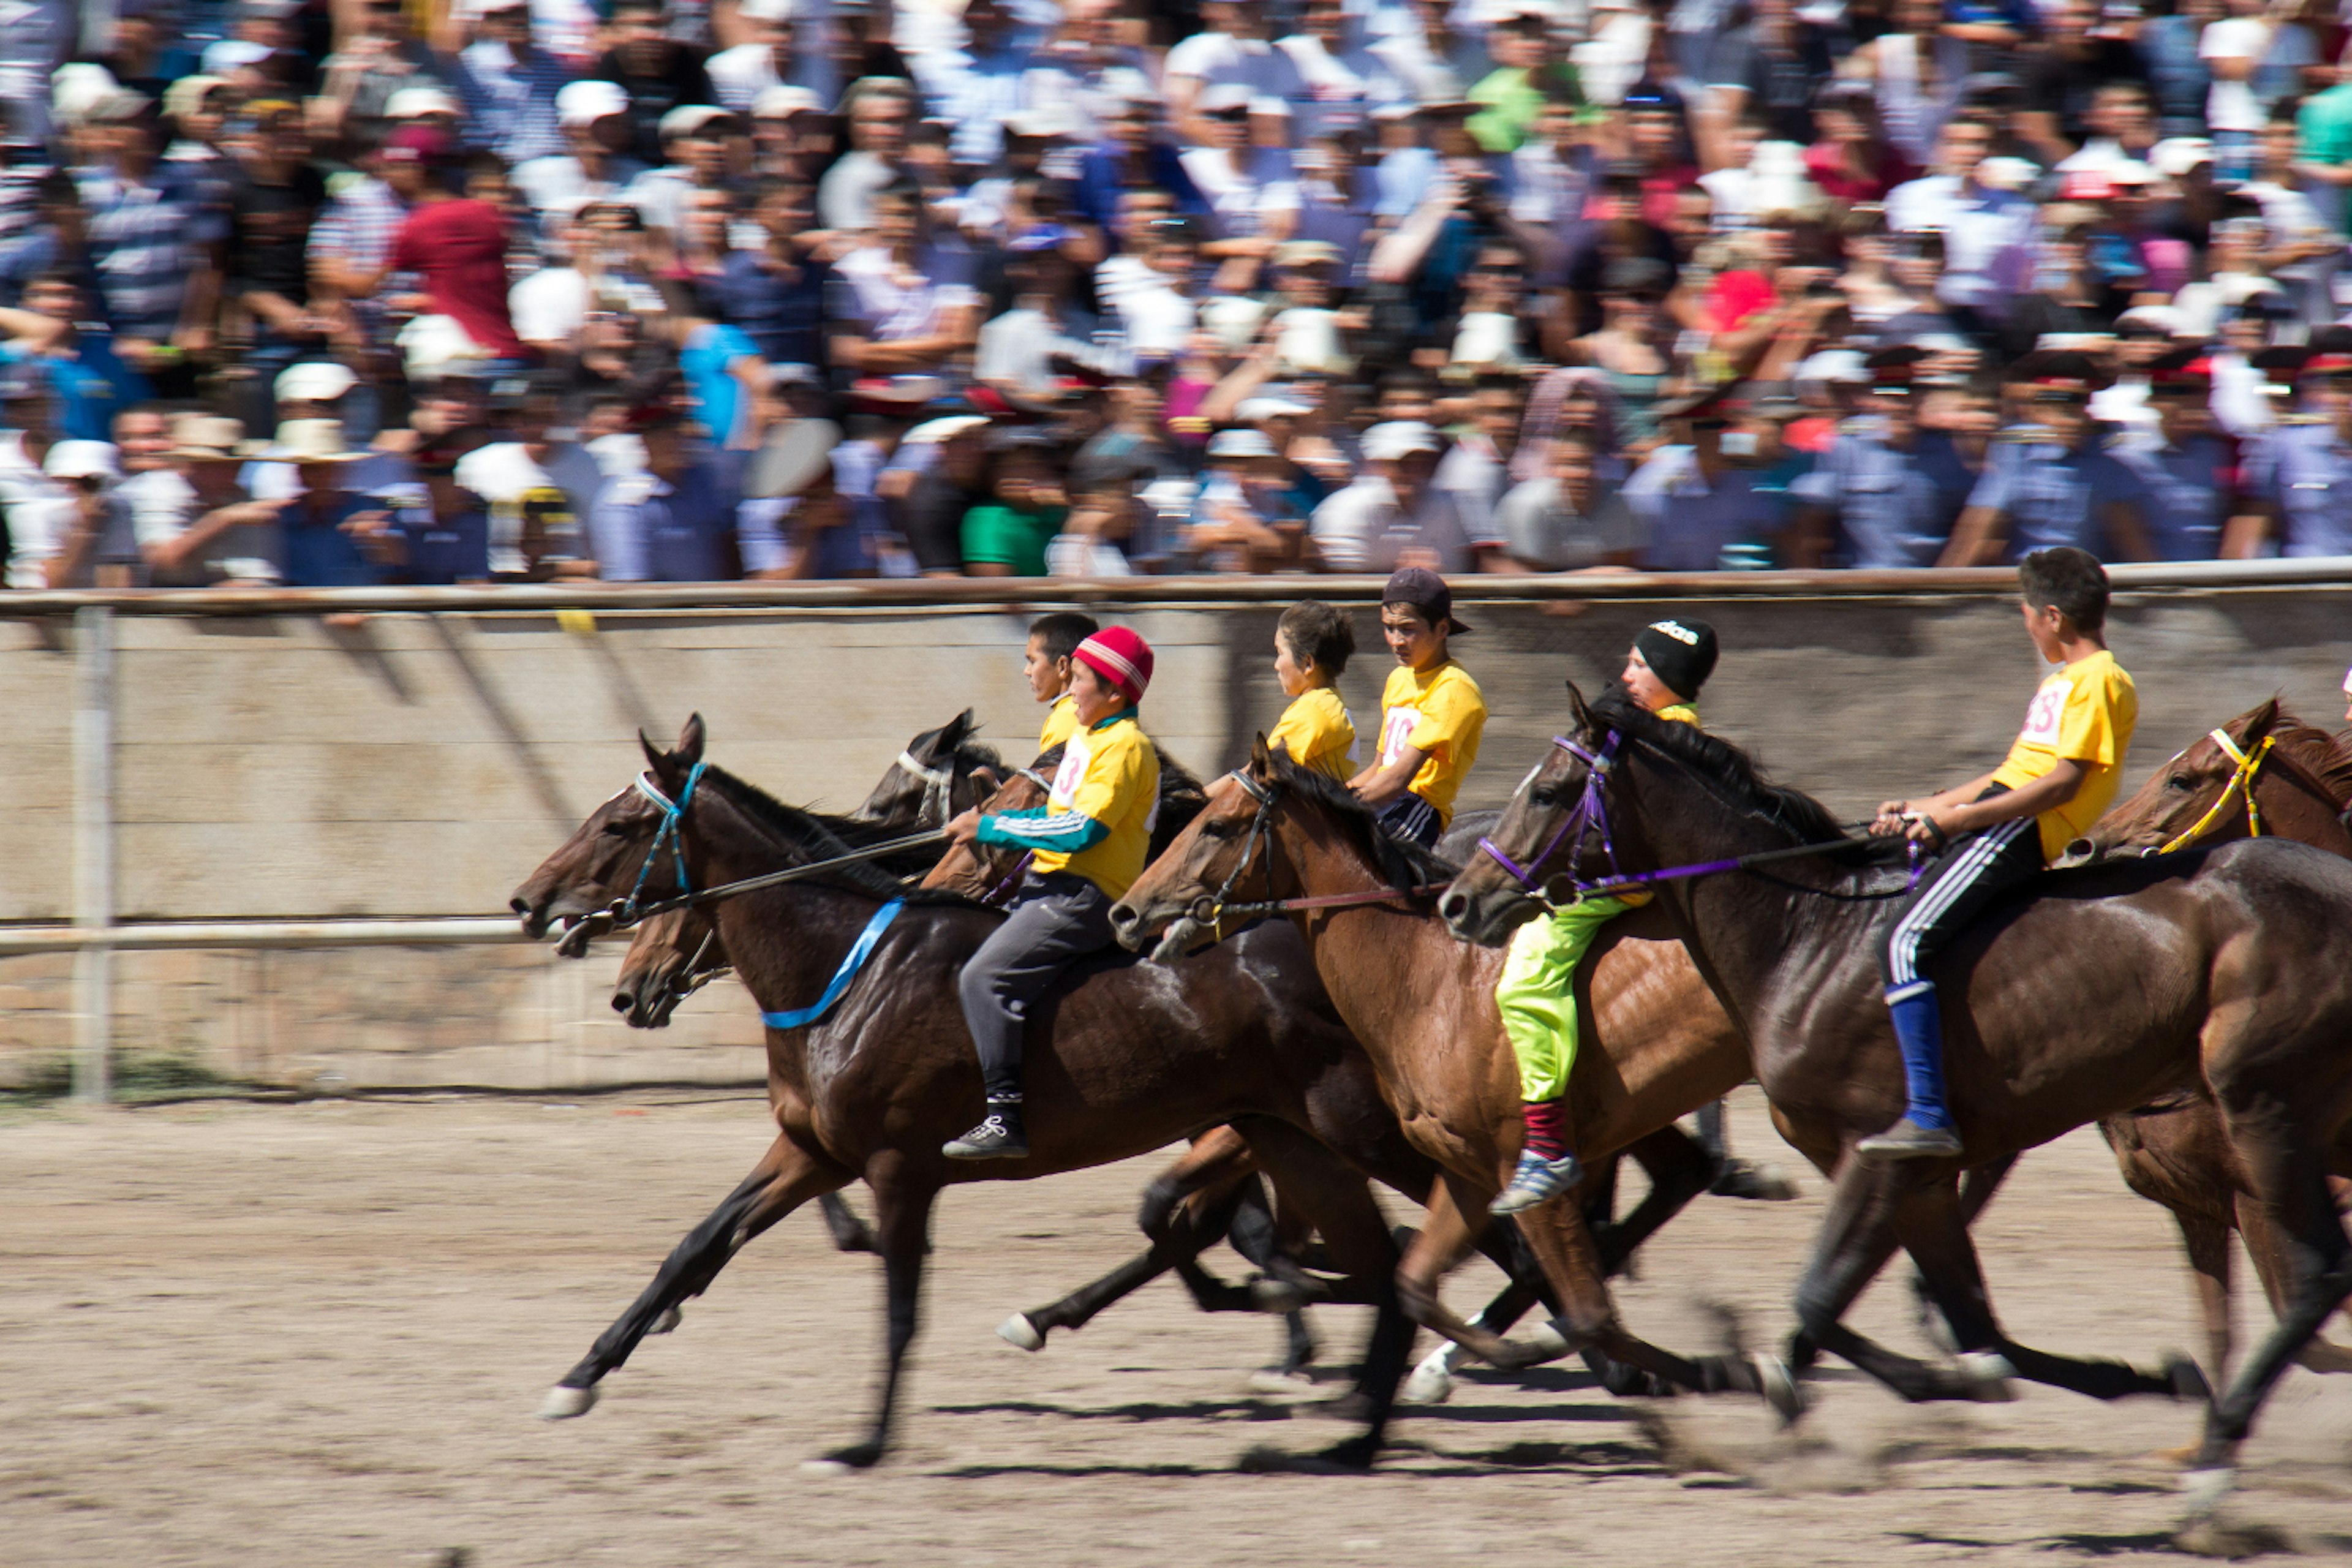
xmin=1589 ymin=688 xmax=1862 ymax=854
xmin=951 ymin=736 xmax=1005 ymax=774
xmin=700 ymin=764 xmax=981 ymax=907
xmin=1262 ymin=751 xmax=1462 ymax=892
xmin=2266 ymin=706 xmax=2352 ymax=804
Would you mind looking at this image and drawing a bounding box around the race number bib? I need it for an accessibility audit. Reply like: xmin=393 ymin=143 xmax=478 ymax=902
xmin=1050 ymin=736 xmax=1091 ymax=805
xmin=2017 ymin=680 xmax=2067 ymax=747
xmin=1379 ymin=706 xmax=1420 ymax=766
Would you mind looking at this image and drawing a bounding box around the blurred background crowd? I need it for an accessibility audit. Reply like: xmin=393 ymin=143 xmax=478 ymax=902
xmin=6 ymin=0 xmax=2352 ymax=587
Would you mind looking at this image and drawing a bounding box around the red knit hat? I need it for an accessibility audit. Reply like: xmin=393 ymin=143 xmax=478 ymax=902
xmin=1072 ymin=627 xmax=1153 ymax=704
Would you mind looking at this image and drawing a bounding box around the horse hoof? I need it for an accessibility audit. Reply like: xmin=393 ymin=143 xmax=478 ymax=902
xmin=2179 ymin=1466 xmax=2236 ymax=1519
xmin=1751 ymin=1355 xmax=1804 ymax=1425
xmin=1248 ymin=1366 xmax=1317 ymax=1396
xmin=996 ymin=1314 xmax=1046 ymax=1352
xmin=1958 ymin=1351 xmax=2018 ymax=1402
xmin=805 ymin=1443 xmax=881 ymax=1474
xmin=538 ymin=1384 xmax=598 ymax=1420
xmin=1249 ymin=1278 xmax=1311 ymax=1314
xmin=1399 ymin=1357 xmax=1457 ymax=1407
xmin=2165 ymin=1354 xmax=2211 ymax=1404
xmin=1237 ymin=1440 xmax=1378 ymax=1475
xmin=649 ymin=1306 xmax=682 ymax=1335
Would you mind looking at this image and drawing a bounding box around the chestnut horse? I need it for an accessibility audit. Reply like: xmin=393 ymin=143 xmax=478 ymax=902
xmin=2078 ymin=698 xmax=2352 ymax=1379
xmin=515 ymin=717 xmax=1442 ymax=1469
xmin=1112 ymin=740 xmax=1798 ymax=1415
xmin=1442 ymin=686 xmax=2352 ymax=1507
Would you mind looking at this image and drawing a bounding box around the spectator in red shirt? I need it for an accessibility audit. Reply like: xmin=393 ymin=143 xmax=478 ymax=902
xmin=347 ymin=125 xmax=527 ymax=364
xmin=1804 ymin=83 xmax=1920 ymax=205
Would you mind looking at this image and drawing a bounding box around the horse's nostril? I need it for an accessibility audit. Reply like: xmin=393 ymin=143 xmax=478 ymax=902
xmin=611 ymin=992 xmax=633 ymax=1014
xmin=510 ymin=895 xmax=533 ymax=916
xmin=1439 ymin=891 xmax=1468 ymax=924
xmin=1109 ymin=904 xmax=1137 ymax=931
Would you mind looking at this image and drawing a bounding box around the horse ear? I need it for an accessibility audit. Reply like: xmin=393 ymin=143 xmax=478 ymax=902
xmin=2244 ymin=695 xmax=2282 ymax=743
xmin=948 ymin=707 xmax=978 ymax=747
xmin=639 ymin=728 xmax=663 ymax=772
xmin=1250 ymin=731 xmax=1273 ymax=772
xmin=677 ymin=713 xmax=707 ymax=768
xmin=1564 ymin=679 xmax=1593 ymax=734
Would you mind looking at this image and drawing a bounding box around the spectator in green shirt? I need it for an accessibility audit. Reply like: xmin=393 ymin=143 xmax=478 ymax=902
xmin=961 ymin=436 xmax=1069 ymax=576
xmin=1468 ymin=7 xmax=1582 ymax=154
xmin=2296 ymin=42 xmax=2352 ymax=233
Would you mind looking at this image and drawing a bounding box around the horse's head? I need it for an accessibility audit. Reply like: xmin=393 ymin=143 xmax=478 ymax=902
xmin=611 ymin=905 xmax=731 ymax=1028
xmin=511 ymin=714 xmax=707 ymax=941
xmin=1112 ymin=735 xmax=1294 ymax=961
xmin=1439 ymin=682 xmax=1617 ymax=946
xmin=2071 ymin=697 xmax=2352 ymax=864
xmin=922 ymin=756 xmax=1053 ymax=900
xmin=853 ymin=709 xmax=1001 ymax=829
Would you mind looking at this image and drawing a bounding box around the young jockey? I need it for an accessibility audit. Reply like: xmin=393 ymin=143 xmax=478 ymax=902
xmin=943 ymin=627 xmax=1161 ymax=1159
xmin=1490 ymin=619 xmax=1717 ymax=1215
xmin=1861 ymin=546 xmax=2137 ymax=1159
xmin=1349 ymin=567 xmax=1487 ymax=848
xmin=1025 ymin=611 xmax=1101 ymax=753
xmin=1266 ymin=600 xmax=1359 ymax=782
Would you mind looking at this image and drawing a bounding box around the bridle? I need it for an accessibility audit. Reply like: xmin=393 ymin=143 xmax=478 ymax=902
xmin=620 ymin=761 xmax=707 ymax=922
xmin=2155 ymin=726 xmax=2352 ymax=854
xmin=890 ymin=748 xmax=957 ymax=828
xmin=1476 ymin=731 xmax=1622 ymax=902
xmin=1186 ymin=769 xmax=1283 ymax=929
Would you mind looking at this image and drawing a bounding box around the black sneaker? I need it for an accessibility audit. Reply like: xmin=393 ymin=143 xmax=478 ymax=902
xmin=943 ymin=1103 xmax=1028 ymax=1159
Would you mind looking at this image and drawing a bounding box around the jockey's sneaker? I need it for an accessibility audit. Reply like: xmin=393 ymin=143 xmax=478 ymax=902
xmin=1489 ymin=1150 xmax=1585 ymax=1215
xmin=943 ymin=1103 xmax=1028 ymax=1159
xmin=1855 ymin=1117 xmax=1962 ymax=1161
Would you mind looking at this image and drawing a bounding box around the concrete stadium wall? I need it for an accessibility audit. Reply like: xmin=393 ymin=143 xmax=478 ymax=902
xmin=2 ymin=572 xmax=2346 ymax=1091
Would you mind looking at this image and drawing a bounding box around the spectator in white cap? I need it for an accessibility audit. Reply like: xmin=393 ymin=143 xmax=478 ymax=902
xmin=1312 ymin=420 xmax=1495 ymax=572
xmin=709 ymin=0 xmax=839 ymax=118
xmin=127 ymin=413 xmax=287 ymax=586
xmin=447 ymin=0 xmax=573 ymax=167
xmin=513 ymin=81 xmax=650 ymax=230
xmin=627 ymin=105 xmax=740 ymax=234
xmin=1179 ymin=83 xmax=1302 ymax=265
xmin=1186 ymin=425 xmax=1308 ymax=571
xmin=818 ymin=78 xmax=914 ymax=232
xmin=12 ymin=437 xmax=139 ymax=587
xmin=748 ymin=86 xmax=830 ymax=182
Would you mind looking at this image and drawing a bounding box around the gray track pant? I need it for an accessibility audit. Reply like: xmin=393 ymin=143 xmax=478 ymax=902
xmin=957 ymin=871 xmax=1117 ymax=1101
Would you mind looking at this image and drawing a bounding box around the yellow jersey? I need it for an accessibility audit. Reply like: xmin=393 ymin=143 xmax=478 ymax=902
xmin=976 ymin=708 xmax=1161 ymax=899
xmin=1989 ymin=649 xmax=2138 ymax=861
xmin=1267 ymin=686 xmax=1358 ymax=782
xmin=1376 ymin=658 xmax=1487 ymax=827
xmin=1038 ymin=692 xmax=1081 ymax=753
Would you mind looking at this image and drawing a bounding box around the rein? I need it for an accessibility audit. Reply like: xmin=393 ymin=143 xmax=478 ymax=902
xmin=1477 ymin=729 xmax=1890 ymax=908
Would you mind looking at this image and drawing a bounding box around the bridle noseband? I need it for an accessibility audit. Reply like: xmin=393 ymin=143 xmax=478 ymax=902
xmin=1188 ymin=769 xmax=1281 ymax=929
xmin=2156 ymin=726 xmax=2352 ymax=854
xmin=621 ymin=761 xmax=707 ymax=922
xmin=1477 ymin=731 xmax=1622 ymax=901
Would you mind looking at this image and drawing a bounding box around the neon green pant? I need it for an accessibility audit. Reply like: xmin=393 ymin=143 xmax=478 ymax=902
xmin=1495 ymin=896 xmax=1633 ymax=1102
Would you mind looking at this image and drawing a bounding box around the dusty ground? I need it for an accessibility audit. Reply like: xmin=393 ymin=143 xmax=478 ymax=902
xmin=7 ymin=1088 xmax=2352 ymax=1568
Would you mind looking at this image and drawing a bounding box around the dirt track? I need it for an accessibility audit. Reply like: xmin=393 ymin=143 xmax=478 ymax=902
xmin=7 ymin=1087 xmax=2352 ymax=1567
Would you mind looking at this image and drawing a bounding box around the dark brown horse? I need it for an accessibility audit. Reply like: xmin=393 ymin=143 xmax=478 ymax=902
xmin=514 ymin=717 xmax=1442 ymax=1469
xmin=1111 ymin=741 xmax=1796 ymax=1415
xmin=2078 ymin=699 xmax=2352 ymax=1381
xmin=1440 ymin=685 xmax=2352 ymax=1507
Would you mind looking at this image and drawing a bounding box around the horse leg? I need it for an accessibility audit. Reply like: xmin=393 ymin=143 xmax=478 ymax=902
xmin=1224 ymin=1117 xmax=1411 ymax=1468
xmin=1001 ymin=1177 xmax=1254 ymax=1351
xmin=2187 ymin=1137 xmax=2352 ymax=1504
xmin=1510 ymin=1174 xmax=1800 ymax=1416
xmin=1596 ymin=1125 xmax=1718 ymax=1275
xmin=1784 ymin=1156 xmax=1997 ymax=1404
xmin=2179 ymin=1208 xmax=2236 ymax=1385
xmin=818 ymin=1191 xmax=879 ymax=1254
xmin=2233 ymin=1193 xmax=2352 ymax=1373
xmin=812 ymin=1163 xmax=941 ymax=1471
xmin=541 ymin=1131 xmax=848 ymax=1417
xmin=1403 ymin=1219 xmax=1558 ymax=1406
xmin=1891 ymin=1166 xmax=2196 ymax=1402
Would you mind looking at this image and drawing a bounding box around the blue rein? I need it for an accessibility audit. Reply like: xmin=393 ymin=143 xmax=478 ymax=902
xmin=622 ymin=761 xmax=707 ymax=921
xmin=762 ymin=899 xmax=905 ymax=1030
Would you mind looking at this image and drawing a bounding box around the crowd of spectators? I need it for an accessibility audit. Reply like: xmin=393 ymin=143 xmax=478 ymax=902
xmin=5 ymin=0 xmax=2352 ymax=588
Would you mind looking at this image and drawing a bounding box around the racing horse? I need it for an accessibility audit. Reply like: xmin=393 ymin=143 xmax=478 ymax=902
xmin=514 ymin=716 xmax=1442 ymax=1469
xmin=1110 ymin=739 xmax=1798 ymax=1417
xmin=1440 ymin=685 xmax=2352 ymax=1507
xmin=931 ymin=757 xmax=1720 ymax=1400
xmin=2075 ymin=698 xmax=2352 ymax=1381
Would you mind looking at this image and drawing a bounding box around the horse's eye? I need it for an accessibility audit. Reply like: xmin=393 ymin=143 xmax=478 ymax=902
xmin=601 ymin=821 xmax=633 ymax=837
xmin=2166 ymin=775 xmax=2194 ymax=793
xmin=1529 ymin=788 xmax=1561 ymax=810
xmin=1199 ymin=818 xmax=1235 ymax=840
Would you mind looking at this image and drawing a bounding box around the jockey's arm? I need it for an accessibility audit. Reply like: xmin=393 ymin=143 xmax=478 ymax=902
xmin=1350 ymin=746 xmax=1427 ymax=811
xmin=1875 ymin=761 xmax=2086 ymax=842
